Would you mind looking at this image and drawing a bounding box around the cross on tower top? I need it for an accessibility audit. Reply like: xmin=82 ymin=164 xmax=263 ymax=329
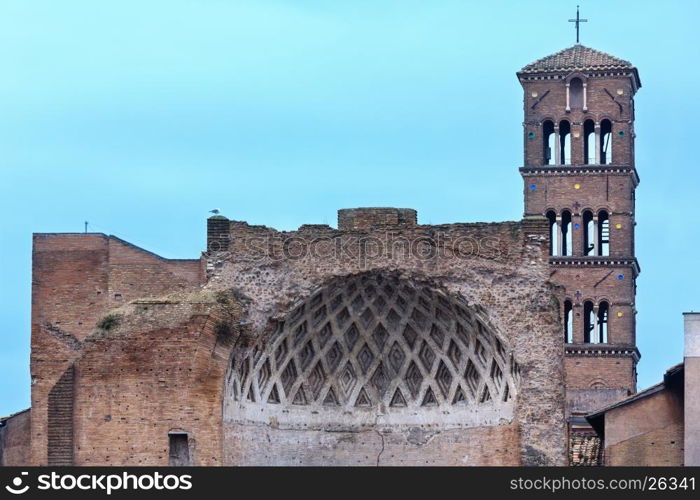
xmin=568 ymin=5 xmax=588 ymax=44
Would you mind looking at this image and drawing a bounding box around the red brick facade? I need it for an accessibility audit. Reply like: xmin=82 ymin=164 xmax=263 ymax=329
xmin=587 ymin=365 xmax=684 ymax=466
xmin=71 ymin=296 xmax=236 ymax=465
xmin=30 ymin=234 xmax=204 ymax=465
xmin=0 ymin=410 xmax=31 ymax=466
xmin=518 ymin=46 xmax=642 ymax=419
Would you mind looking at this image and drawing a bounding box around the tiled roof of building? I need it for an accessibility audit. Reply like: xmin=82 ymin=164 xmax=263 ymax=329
xmin=520 ymin=44 xmax=634 ymax=74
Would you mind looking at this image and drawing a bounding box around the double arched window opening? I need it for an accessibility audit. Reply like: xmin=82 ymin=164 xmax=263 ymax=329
xmin=547 ymin=209 xmax=610 ymax=257
xmin=564 ymin=299 xmax=609 ymax=344
xmin=542 ymin=118 xmax=613 ymax=166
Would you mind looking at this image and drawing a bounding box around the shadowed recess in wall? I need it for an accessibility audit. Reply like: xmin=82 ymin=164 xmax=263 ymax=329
xmin=225 ymin=273 xmax=520 ymax=426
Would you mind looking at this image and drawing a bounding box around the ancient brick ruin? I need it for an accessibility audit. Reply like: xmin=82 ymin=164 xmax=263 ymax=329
xmin=1 ymin=43 xmax=648 ymax=466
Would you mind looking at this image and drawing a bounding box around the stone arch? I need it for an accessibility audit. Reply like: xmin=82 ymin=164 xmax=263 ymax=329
xmin=565 ymin=72 xmax=588 ymax=84
xmin=589 ymin=378 xmax=607 ymax=389
xmin=223 ymin=272 xmax=520 ymax=430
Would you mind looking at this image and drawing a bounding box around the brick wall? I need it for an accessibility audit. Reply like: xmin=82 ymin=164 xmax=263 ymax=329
xmin=47 ymin=366 xmax=74 ymax=465
xmin=30 ymin=234 xmax=204 ymax=465
xmin=337 ymin=208 xmax=418 ymax=231
xmin=69 ymin=293 xmax=238 ymax=465
xmin=519 ymin=69 xmax=640 ymax=413
xmin=208 ymin=213 xmax=567 ymax=465
xmin=27 ymin=210 xmax=566 ymax=466
xmin=606 ymin=424 xmax=684 ymax=466
xmin=0 ymin=409 xmax=31 ymax=466
xmin=520 ymin=75 xmax=636 ymax=168
xmin=603 ymin=387 xmax=684 ymax=466
xmin=565 ymin=356 xmax=636 ymax=390
xmin=524 ymin=172 xmax=636 ymax=223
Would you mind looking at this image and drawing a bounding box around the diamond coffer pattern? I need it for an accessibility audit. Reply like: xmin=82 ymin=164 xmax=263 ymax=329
xmin=229 ymin=273 xmax=519 ymax=410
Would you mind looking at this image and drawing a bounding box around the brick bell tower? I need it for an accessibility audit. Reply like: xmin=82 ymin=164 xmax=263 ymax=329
xmin=516 ymin=45 xmax=642 ymax=430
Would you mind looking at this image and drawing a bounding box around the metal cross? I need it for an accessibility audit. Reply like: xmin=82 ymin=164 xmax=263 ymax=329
xmin=568 ymin=5 xmax=588 ymax=44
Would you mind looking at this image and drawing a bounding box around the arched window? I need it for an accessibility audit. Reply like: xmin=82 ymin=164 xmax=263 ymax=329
xmin=582 ymin=210 xmax=595 ymax=255
xmin=542 ymin=120 xmax=554 ymax=165
xmin=597 ymin=301 xmax=609 ymax=343
xmin=597 ymin=210 xmax=610 ymax=256
xmin=569 ymin=78 xmax=583 ymax=109
xmin=564 ymin=300 xmax=573 ymax=343
xmin=561 ymin=210 xmax=572 ymax=256
xmin=583 ymin=301 xmax=595 ymax=343
xmin=600 ymin=119 xmax=612 ymax=164
xmin=583 ymin=119 xmax=595 ymax=164
xmin=546 ymin=210 xmax=558 ymax=256
xmin=559 ymin=120 xmax=571 ymax=165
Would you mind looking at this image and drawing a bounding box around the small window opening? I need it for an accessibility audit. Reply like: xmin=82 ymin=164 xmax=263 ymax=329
xmin=600 ymin=119 xmax=612 ymax=165
xmin=169 ymin=433 xmax=191 ymax=466
xmin=597 ymin=210 xmax=610 ymax=256
xmin=543 ymin=120 xmax=554 ymax=165
xmin=569 ymin=78 xmax=583 ymax=109
xmin=597 ymin=301 xmax=609 ymax=343
xmin=559 ymin=120 xmax=571 ymax=164
xmin=583 ymin=301 xmax=595 ymax=343
xmin=564 ymin=300 xmax=573 ymax=343
xmin=561 ymin=210 xmax=572 ymax=256
xmin=583 ymin=210 xmax=595 ymax=256
xmin=583 ymin=119 xmax=595 ymax=164
xmin=547 ymin=210 xmax=558 ymax=257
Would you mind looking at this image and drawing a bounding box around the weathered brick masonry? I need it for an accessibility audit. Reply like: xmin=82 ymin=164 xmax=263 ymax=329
xmin=71 ymin=293 xmax=240 ymax=465
xmin=210 ymin=212 xmax=566 ymax=465
xmin=518 ymin=45 xmax=642 ymax=428
xmin=23 ymin=210 xmax=567 ymax=466
xmin=7 ymin=43 xmax=650 ymax=467
xmin=30 ymin=234 xmax=204 ymax=465
xmin=0 ymin=409 xmax=31 ymax=466
xmin=587 ymin=364 xmax=685 ymax=466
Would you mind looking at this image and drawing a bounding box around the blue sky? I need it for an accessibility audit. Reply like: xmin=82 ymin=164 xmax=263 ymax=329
xmin=1 ymin=0 xmax=698 ymax=416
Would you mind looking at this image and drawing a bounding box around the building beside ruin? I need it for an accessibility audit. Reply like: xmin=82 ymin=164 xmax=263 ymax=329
xmin=2 ymin=43 xmax=674 ymax=466
xmin=586 ymin=313 xmax=700 ymax=466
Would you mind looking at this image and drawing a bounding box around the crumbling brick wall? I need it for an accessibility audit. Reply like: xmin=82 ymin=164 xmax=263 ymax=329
xmin=208 ymin=212 xmax=567 ymax=465
xmin=68 ymin=292 xmax=239 ymax=465
xmin=26 ymin=209 xmax=567 ymax=466
xmin=30 ymin=234 xmax=204 ymax=465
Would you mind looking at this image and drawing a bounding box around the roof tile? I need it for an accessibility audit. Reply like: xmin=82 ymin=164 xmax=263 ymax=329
xmin=520 ymin=44 xmax=634 ymax=74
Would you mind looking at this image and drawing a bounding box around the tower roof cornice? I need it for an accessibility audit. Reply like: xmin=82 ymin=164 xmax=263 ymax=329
xmin=518 ymin=44 xmax=641 ymax=88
